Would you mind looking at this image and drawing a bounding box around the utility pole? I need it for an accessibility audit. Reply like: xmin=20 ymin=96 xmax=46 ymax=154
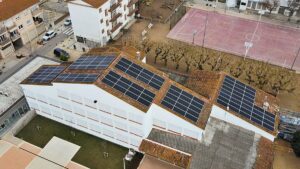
xmin=192 ymin=30 xmax=197 ymax=45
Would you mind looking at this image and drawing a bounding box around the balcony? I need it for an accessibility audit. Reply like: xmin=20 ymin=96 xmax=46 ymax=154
xmin=7 ymin=24 xmax=17 ymax=32
xmin=110 ymin=13 xmax=122 ymax=22
xmin=109 ymin=0 xmax=121 ymax=12
xmin=111 ymin=22 xmax=122 ymax=33
xmin=10 ymin=33 xmax=21 ymax=42
xmin=32 ymin=9 xmax=43 ymax=17
xmin=0 ymin=27 xmax=7 ymax=36
xmin=127 ymin=0 xmax=138 ymax=7
xmin=0 ymin=38 xmax=11 ymax=47
xmin=127 ymin=8 xmax=138 ymax=17
xmin=34 ymin=17 xmax=44 ymax=26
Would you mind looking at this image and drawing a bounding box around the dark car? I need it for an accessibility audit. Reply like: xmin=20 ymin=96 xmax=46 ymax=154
xmin=53 ymin=48 xmax=69 ymax=58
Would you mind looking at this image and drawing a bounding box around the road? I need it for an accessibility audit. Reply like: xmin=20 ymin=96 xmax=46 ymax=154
xmin=33 ymin=32 xmax=68 ymax=56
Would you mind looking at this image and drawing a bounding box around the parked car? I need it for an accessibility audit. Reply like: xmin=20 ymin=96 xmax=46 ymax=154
xmin=53 ymin=48 xmax=69 ymax=58
xmin=43 ymin=30 xmax=57 ymax=41
xmin=64 ymin=19 xmax=72 ymax=26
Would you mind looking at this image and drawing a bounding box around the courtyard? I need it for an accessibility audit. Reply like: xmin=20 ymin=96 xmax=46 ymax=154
xmin=16 ymin=115 xmax=143 ymax=169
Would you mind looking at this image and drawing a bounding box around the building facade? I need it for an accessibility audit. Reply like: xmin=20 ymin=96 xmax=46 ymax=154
xmin=68 ymin=0 xmax=138 ymax=47
xmin=0 ymin=0 xmax=45 ymax=59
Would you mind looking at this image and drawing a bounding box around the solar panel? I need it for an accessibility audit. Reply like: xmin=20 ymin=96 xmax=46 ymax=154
xmin=217 ymin=75 xmax=275 ymax=131
xmin=102 ymin=71 xmax=156 ymax=107
xmin=26 ymin=66 xmax=65 ymax=83
xmin=56 ymin=73 xmax=99 ymax=83
xmin=115 ymin=57 xmax=165 ymax=90
xmin=68 ymin=56 xmax=115 ymax=70
xmin=161 ymin=85 xmax=204 ymax=122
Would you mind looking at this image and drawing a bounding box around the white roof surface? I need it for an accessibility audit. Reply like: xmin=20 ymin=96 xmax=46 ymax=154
xmin=26 ymin=137 xmax=80 ymax=169
xmin=0 ymin=57 xmax=59 ymax=115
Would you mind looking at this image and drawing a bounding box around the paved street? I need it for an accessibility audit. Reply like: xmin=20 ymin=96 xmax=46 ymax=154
xmin=33 ymin=32 xmax=68 ymax=56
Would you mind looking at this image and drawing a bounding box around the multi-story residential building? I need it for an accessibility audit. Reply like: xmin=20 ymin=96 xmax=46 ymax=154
xmin=0 ymin=0 xmax=45 ymax=59
xmin=68 ymin=0 xmax=138 ymax=47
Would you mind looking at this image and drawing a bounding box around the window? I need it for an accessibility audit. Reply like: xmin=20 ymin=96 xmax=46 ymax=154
xmin=100 ymin=19 xmax=103 ymax=23
xmin=106 ymin=20 xmax=109 ymax=26
xmin=99 ymin=8 xmax=102 ymax=13
xmin=102 ymin=29 xmax=105 ymax=33
xmin=105 ymin=10 xmax=108 ymax=16
xmin=124 ymin=5 xmax=126 ymax=11
xmin=18 ymin=25 xmax=23 ymax=30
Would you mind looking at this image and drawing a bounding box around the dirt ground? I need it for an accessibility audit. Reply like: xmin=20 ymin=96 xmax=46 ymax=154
xmin=139 ymin=0 xmax=182 ymax=21
xmin=273 ymin=140 xmax=300 ymax=169
xmin=119 ymin=19 xmax=170 ymax=44
xmin=277 ymin=75 xmax=300 ymax=112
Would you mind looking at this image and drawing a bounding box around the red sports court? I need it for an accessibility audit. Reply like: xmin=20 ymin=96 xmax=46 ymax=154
xmin=167 ymin=8 xmax=300 ymax=71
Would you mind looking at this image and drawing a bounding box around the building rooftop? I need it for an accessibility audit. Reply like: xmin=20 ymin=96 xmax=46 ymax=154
xmin=0 ymin=57 xmax=59 ymax=115
xmin=0 ymin=138 xmax=87 ymax=169
xmin=68 ymin=0 xmax=108 ymax=8
xmin=140 ymin=118 xmax=274 ymax=169
xmin=185 ymin=70 xmax=279 ymax=135
xmin=0 ymin=0 xmax=39 ymax=21
xmin=22 ymin=47 xmax=212 ymax=130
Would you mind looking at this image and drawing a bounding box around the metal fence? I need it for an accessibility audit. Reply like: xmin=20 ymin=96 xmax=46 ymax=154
xmin=169 ymin=1 xmax=187 ymax=29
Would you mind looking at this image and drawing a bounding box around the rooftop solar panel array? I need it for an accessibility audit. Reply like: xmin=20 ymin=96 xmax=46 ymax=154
xmin=102 ymin=71 xmax=156 ymax=107
xmin=161 ymin=85 xmax=204 ymax=122
xmin=115 ymin=58 xmax=165 ymax=90
xmin=217 ymin=76 xmax=276 ymax=131
xmin=56 ymin=73 xmax=99 ymax=83
xmin=68 ymin=56 xmax=115 ymax=70
xmin=26 ymin=66 xmax=65 ymax=83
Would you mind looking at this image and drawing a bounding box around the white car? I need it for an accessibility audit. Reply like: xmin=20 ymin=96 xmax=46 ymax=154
xmin=64 ymin=19 xmax=72 ymax=26
xmin=43 ymin=30 xmax=57 ymax=41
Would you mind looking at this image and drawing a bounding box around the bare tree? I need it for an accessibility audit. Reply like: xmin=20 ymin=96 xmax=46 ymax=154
xmin=262 ymin=0 xmax=279 ymax=14
xmin=287 ymin=0 xmax=300 ymax=21
xmin=229 ymin=61 xmax=244 ymax=78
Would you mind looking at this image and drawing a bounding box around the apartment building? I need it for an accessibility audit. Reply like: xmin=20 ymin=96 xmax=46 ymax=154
xmin=68 ymin=0 xmax=138 ymax=47
xmin=0 ymin=0 xmax=45 ymax=59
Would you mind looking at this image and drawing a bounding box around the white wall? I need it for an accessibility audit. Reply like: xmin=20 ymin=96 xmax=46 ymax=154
xmin=211 ymin=105 xmax=275 ymax=141
xmin=21 ymin=82 xmax=204 ymax=151
xmin=226 ymin=0 xmax=237 ymax=7
xmin=68 ymin=2 xmax=103 ymax=43
xmin=68 ymin=0 xmax=136 ymax=45
xmin=21 ymin=83 xmax=150 ymax=150
xmin=148 ymin=104 xmax=204 ymax=140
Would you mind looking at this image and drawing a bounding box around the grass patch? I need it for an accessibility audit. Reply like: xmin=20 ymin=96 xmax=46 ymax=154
xmin=16 ymin=115 xmax=128 ymax=169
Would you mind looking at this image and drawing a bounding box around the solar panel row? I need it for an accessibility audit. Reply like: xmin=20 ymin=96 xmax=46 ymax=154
xmin=161 ymin=85 xmax=204 ymax=122
xmin=115 ymin=57 xmax=165 ymax=90
xmin=26 ymin=66 xmax=65 ymax=83
xmin=68 ymin=56 xmax=115 ymax=70
xmin=56 ymin=73 xmax=99 ymax=83
xmin=102 ymin=71 xmax=156 ymax=107
xmin=217 ymin=76 xmax=275 ymax=131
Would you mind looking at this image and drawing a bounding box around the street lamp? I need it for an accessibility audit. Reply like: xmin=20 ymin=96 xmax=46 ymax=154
xmin=192 ymin=30 xmax=197 ymax=45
